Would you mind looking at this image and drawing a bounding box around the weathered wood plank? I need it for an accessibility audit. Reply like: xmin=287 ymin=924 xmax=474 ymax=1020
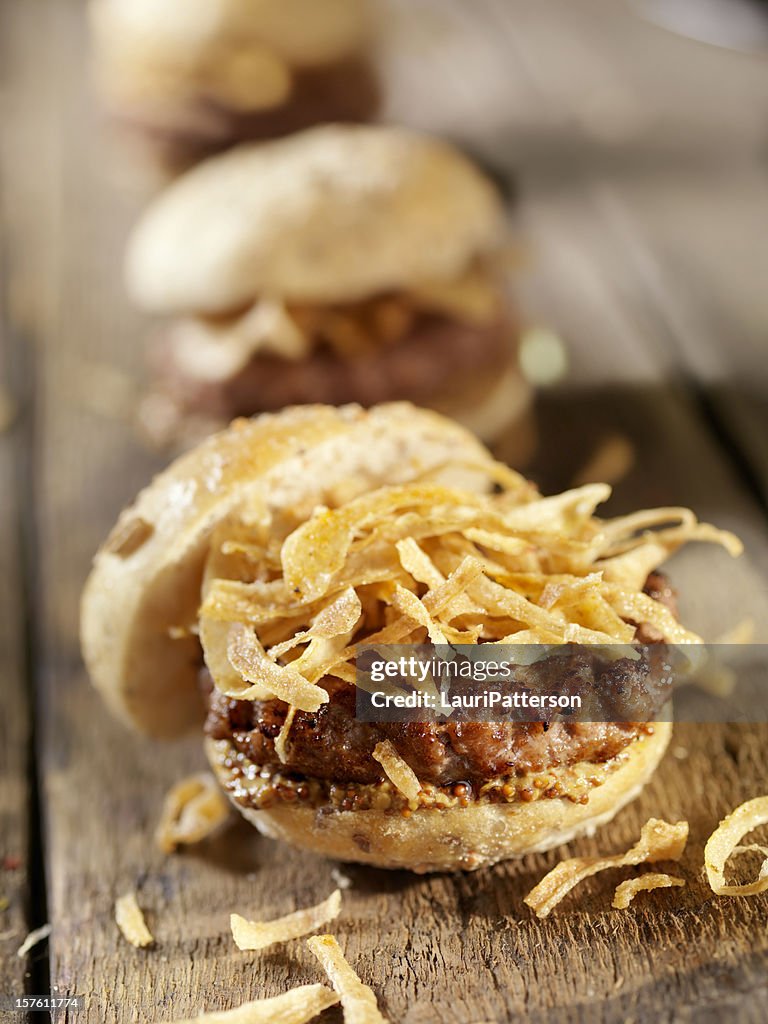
xmin=5 ymin=0 xmax=768 ymax=1022
xmin=0 ymin=0 xmax=40 ymax=1009
xmin=576 ymin=164 xmax=768 ymax=503
xmin=0 ymin=296 xmax=33 ymax=1016
xmin=382 ymin=0 xmax=768 ymax=156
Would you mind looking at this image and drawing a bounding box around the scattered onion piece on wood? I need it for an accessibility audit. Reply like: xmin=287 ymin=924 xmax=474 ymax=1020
xmin=331 ymin=867 xmax=353 ymax=890
xmin=612 ymin=873 xmax=685 ymax=909
xmin=16 ymin=923 xmax=51 ymax=959
xmin=158 ymin=984 xmax=339 ymax=1024
xmin=231 ymin=890 xmax=342 ymax=952
xmin=155 ymin=772 xmax=230 ymax=854
xmin=705 ymin=795 xmax=768 ymax=896
xmin=307 ymin=934 xmax=389 ymax=1024
xmin=524 ymin=818 xmax=689 ymax=919
xmin=115 ymin=891 xmax=154 ymax=948
xmin=732 ymin=843 xmax=768 ymax=857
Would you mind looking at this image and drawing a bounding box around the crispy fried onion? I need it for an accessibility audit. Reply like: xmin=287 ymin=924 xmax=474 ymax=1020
xmin=524 ymin=818 xmax=689 ymax=918
xmin=704 ymin=795 xmax=768 ymax=896
xmin=16 ymin=924 xmax=52 ymax=960
xmin=227 ymin=622 xmax=329 ymax=713
xmin=159 ymin=985 xmax=339 ymax=1024
xmin=612 ymin=873 xmax=685 ymax=909
xmin=115 ymin=891 xmax=154 ymax=948
xmin=179 ymin=262 xmax=503 ymax=377
xmin=231 ymin=890 xmax=342 ymax=951
xmin=372 ymin=741 xmax=421 ymax=803
xmin=199 ymin=476 xmax=740 ymax=708
xmin=307 ymin=934 xmax=390 ymax=1024
xmin=155 ymin=773 xmax=230 ymax=854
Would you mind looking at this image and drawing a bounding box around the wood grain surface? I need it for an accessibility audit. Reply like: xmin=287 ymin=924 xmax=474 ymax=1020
xmin=0 ymin=0 xmax=48 ymax=1005
xmin=1 ymin=0 xmax=767 ymax=1022
xmin=0 ymin=264 xmax=32 ymax=1009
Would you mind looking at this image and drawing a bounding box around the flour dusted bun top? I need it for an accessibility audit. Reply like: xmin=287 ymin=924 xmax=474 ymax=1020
xmin=125 ymin=125 xmax=506 ymax=314
xmin=80 ymin=403 xmax=497 ymax=737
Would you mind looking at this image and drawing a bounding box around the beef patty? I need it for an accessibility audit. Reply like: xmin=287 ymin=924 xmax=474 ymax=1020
xmin=158 ymin=313 xmax=516 ymax=418
xmin=204 ymin=573 xmax=677 ymax=787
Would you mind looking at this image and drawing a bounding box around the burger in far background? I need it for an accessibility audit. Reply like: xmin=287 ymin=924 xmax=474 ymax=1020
xmin=89 ymin=0 xmax=379 ymax=169
xmin=126 ymin=124 xmax=535 ymax=457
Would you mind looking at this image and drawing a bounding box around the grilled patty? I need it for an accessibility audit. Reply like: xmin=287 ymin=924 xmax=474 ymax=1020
xmin=203 ymin=574 xmax=677 ymax=787
xmin=159 ymin=313 xmax=516 ymax=418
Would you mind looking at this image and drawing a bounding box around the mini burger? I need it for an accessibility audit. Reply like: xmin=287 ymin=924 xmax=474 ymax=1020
xmin=81 ymin=403 xmax=741 ymax=872
xmin=89 ymin=0 xmax=378 ymax=163
xmin=124 ymin=125 xmax=533 ymax=452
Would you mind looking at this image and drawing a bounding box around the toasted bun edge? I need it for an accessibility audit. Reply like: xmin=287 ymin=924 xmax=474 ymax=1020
xmin=80 ymin=403 xmax=497 ymax=737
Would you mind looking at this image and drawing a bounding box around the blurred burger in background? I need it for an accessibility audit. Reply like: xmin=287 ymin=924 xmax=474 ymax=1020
xmin=126 ymin=124 xmax=534 ymax=456
xmin=89 ymin=0 xmax=379 ymax=167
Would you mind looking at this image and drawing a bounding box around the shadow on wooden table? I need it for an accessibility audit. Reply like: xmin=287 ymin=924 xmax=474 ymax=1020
xmin=496 ymin=383 xmax=766 ymax=520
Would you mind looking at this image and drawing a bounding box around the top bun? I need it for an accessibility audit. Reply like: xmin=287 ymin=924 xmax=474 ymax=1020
xmin=91 ymin=0 xmax=370 ymax=69
xmin=125 ymin=125 xmax=505 ymax=314
xmin=80 ymin=403 xmax=497 ymax=738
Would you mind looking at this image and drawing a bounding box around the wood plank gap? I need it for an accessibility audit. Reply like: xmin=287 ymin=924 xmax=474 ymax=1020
xmin=19 ymin=395 xmax=52 ymax=1013
xmin=2 ymin=231 xmax=51 ymax=1024
xmin=0 ymin=204 xmax=47 ymax=1023
xmin=690 ymin=387 xmax=768 ymax=515
xmin=0 ymin=0 xmax=54 ymax=1004
xmin=587 ymin=183 xmax=768 ymax=512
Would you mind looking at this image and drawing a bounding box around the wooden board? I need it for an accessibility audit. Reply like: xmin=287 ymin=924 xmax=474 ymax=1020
xmin=579 ymin=163 xmax=768 ymax=504
xmin=383 ymin=0 xmax=768 ymax=501
xmin=0 ymin=0 xmax=42 ymax=1007
xmin=0 ymin=298 xmax=34 ymax=1011
xmin=2 ymin=0 xmax=767 ymax=1021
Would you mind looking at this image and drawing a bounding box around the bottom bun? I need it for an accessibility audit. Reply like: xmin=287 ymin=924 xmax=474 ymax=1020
xmin=206 ymin=720 xmax=671 ymax=873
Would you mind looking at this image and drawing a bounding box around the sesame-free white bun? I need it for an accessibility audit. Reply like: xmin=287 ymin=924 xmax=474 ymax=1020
xmin=80 ymin=403 xmax=497 ymax=737
xmin=125 ymin=126 xmax=505 ymax=314
xmin=206 ymin=721 xmax=672 ymax=872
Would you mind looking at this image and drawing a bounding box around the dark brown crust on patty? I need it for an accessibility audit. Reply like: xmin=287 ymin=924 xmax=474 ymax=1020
xmin=157 ymin=312 xmax=518 ymax=418
xmin=205 ymin=678 xmax=658 ymax=787
xmin=634 ymin=570 xmax=678 ymax=643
